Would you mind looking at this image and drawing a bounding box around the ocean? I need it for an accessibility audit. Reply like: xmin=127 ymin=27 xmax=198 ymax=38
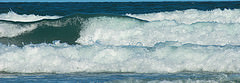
xmin=0 ymin=2 xmax=240 ymax=83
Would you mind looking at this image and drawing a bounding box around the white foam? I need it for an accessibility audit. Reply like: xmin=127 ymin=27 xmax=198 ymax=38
xmin=0 ymin=22 xmax=37 ymax=37
xmin=0 ymin=11 xmax=61 ymax=22
xmin=127 ymin=9 xmax=240 ymax=24
xmin=76 ymin=16 xmax=240 ymax=46
xmin=0 ymin=42 xmax=240 ymax=73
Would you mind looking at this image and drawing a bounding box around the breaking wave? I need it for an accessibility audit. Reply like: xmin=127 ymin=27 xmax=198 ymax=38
xmin=77 ymin=16 xmax=240 ymax=46
xmin=0 ymin=41 xmax=240 ymax=73
xmin=1 ymin=9 xmax=240 ymax=46
xmin=1 ymin=9 xmax=240 ymax=74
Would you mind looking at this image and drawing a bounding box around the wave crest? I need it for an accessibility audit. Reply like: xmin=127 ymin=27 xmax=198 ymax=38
xmin=0 ymin=11 xmax=61 ymax=22
xmin=127 ymin=9 xmax=240 ymax=24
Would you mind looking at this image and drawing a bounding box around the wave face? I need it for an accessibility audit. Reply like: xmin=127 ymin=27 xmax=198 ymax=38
xmin=0 ymin=42 xmax=240 ymax=73
xmin=1 ymin=9 xmax=240 ymax=74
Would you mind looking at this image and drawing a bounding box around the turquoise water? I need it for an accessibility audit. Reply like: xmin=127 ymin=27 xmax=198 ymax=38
xmin=0 ymin=2 xmax=240 ymax=82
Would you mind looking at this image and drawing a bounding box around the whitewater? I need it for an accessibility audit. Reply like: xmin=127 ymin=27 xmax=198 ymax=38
xmin=0 ymin=2 xmax=240 ymax=82
xmin=0 ymin=9 xmax=240 ymax=73
xmin=1 ymin=41 xmax=240 ymax=73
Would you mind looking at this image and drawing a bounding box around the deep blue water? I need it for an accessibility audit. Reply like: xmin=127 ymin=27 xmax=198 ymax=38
xmin=0 ymin=2 xmax=240 ymax=83
xmin=1 ymin=2 xmax=240 ymax=15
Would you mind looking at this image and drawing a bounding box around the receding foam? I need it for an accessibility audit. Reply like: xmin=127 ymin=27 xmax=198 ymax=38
xmin=0 ymin=42 xmax=239 ymax=73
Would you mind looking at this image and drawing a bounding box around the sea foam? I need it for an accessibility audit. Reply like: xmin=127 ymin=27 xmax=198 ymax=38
xmin=0 ymin=42 xmax=239 ymax=73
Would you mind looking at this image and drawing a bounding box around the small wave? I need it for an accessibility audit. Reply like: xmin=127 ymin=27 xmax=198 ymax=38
xmin=0 ymin=11 xmax=61 ymax=22
xmin=127 ymin=9 xmax=240 ymax=24
xmin=0 ymin=41 xmax=239 ymax=73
